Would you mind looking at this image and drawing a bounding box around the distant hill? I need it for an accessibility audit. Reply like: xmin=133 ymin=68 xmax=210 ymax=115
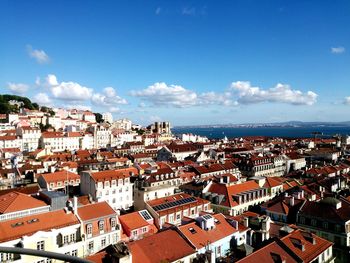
xmin=0 ymin=94 xmax=39 ymax=114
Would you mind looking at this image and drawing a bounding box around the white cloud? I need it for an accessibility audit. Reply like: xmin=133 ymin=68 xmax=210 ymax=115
xmin=230 ymin=81 xmax=318 ymax=105
xmin=91 ymin=87 xmax=127 ymax=107
xmin=43 ymin=74 xmax=93 ymax=101
xmin=344 ymin=97 xmax=350 ymax=105
xmin=131 ymin=81 xmax=318 ymax=108
xmin=33 ymin=93 xmax=52 ymax=106
xmin=7 ymin=82 xmax=29 ymax=95
xmin=130 ymin=82 xmax=198 ymax=107
xmin=331 ymin=46 xmax=345 ymax=54
xmin=27 ymin=45 xmax=50 ymax=64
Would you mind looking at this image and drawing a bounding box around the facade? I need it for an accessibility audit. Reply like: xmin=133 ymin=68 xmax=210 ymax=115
xmin=0 ymin=209 xmax=83 ymax=263
xmin=77 ymin=201 xmax=120 ymax=256
xmin=80 ymin=168 xmax=135 ymax=212
xmin=203 ymin=180 xmax=271 ymax=216
xmin=145 ymin=193 xmax=212 ymax=229
xmin=119 ymin=210 xmax=157 ymax=241
xmin=16 ymin=127 xmax=41 ymax=152
xmin=177 ymin=213 xmax=240 ymax=262
xmin=37 ymin=170 xmax=81 ymax=191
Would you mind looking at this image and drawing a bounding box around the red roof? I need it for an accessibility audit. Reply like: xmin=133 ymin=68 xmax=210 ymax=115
xmin=0 ymin=192 xmax=47 ymax=214
xmin=178 ymin=214 xmax=238 ymax=249
xmin=128 ymin=229 xmax=196 ymax=263
xmin=77 ymin=202 xmax=116 ymax=221
xmin=39 ymin=170 xmax=80 ymax=184
xmin=0 ymin=209 xmax=79 ymax=242
xmin=90 ymin=167 xmax=138 ymax=182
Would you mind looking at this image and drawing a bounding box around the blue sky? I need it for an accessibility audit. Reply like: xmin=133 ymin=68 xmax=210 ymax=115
xmin=0 ymin=0 xmax=349 ymax=126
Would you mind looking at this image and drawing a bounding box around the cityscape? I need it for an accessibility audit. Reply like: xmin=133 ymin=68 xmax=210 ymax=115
xmin=1 ymin=1 xmax=350 ymax=263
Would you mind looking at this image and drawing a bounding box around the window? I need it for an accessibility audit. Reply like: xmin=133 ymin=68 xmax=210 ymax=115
xmin=142 ymin=227 xmax=147 ymax=233
xmin=132 ymin=230 xmax=138 ymax=237
xmin=299 ymin=216 xmax=305 ymax=224
xmin=99 ymin=221 xmax=104 ymax=231
xmin=101 ymin=238 xmax=106 ymax=247
xmin=37 ymin=240 xmax=45 ymax=250
xmin=70 ymin=233 xmax=76 ymax=242
xmin=111 ymin=218 xmax=116 ymax=229
xmin=63 ymin=235 xmax=69 ymax=244
xmin=176 ymin=213 xmax=181 ymax=220
xmin=88 ymin=241 xmax=94 ymax=251
xmin=71 ymin=250 xmax=77 ymax=257
xmin=311 ymin=219 xmax=317 ymax=226
xmin=87 ymin=224 xmax=92 ymax=235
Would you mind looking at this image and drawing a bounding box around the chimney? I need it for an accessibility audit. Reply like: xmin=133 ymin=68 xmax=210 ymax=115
xmin=289 ymin=196 xmax=295 ymax=206
xmin=73 ymin=196 xmax=78 ymax=214
xmin=244 ymin=217 xmax=249 ymax=228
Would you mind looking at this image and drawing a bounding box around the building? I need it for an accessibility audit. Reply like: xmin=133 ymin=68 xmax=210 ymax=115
xmin=203 ymin=180 xmax=271 ymax=216
xmin=128 ymin=228 xmax=196 ymax=263
xmin=177 ymin=213 xmax=240 ymax=262
xmin=80 ymin=168 xmax=135 ymax=212
xmin=0 ymin=191 xmax=50 ymax=222
xmin=237 ymin=229 xmax=334 ymax=263
xmin=119 ymin=210 xmax=157 ymax=241
xmin=0 ymin=209 xmax=83 ymax=262
xmin=133 ymin=163 xmax=181 ymax=210
xmin=37 ymin=170 xmax=81 ymax=192
xmin=77 ymin=201 xmax=120 ymax=256
xmin=16 ymin=127 xmax=41 ymax=152
xmin=40 ymin=132 xmax=81 ymax=152
xmin=102 ymin=112 xmax=113 ymax=124
xmin=145 ymin=193 xmax=212 ymax=229
xmin=296 ymin=197 xmax=350 ymax=261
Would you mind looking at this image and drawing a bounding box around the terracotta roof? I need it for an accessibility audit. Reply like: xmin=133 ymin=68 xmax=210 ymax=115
xmin=236 ymin=240 xmax=298 ymax=263
xmin=0 ymin=191 xmax=48 ymax=214
xmin=119 ymin=211 xmax=149 ymax=230
xmin=90 ymin=167 xmax=138 ymax=182
xmin=178 ymin=214 xmax=238 ymax=249
xmin=39 ymin=170 xmax=80 ymax=183
xmin=77 ymin=202 xmax=116 ymax=221
xmin=128 ymin=229 xmax=196 ymax=263
xmin=280 ymin=229 xmax=333 ymax=262
xmin=0 ymin=209 xmax=79 ymax=242
xmin=208 ymin=180 xmax=262 ymax=208
xmin=264 ymin=177 xmax=283 ymax=188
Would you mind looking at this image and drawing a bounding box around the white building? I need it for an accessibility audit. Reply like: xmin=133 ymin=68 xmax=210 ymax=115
xmin=16 ymin=126 xmax=41 ymax=152
xmin=113 ymin=119 xmax=132 ymax=131
xmin=40 ymin=132 xmax=81 ymax=152
xmin=80 ymin=168 xmax=135 ymax=212
xmin=102 ymin=112 xmax=113 ymax=124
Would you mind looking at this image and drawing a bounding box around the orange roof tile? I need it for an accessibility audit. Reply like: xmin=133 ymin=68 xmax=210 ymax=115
xmin=39 ymin=170 xmax=80 ymax=183
xmin=128 ymin=229 xmax=195 ymax=263
xmin=0 ymin=192 xmax=47 ymax=214
xmin=0 ymin=209 xmax=79 ymax=242
xmin=119 ymin=211 xmax=149 ymax=230
xmin=178 ymin=214 xmax=238 ymax=249
xmin=77 ymin=202 xmax=116 ymax=221
xmin=90 ymin=167 xmax=138 ymax=182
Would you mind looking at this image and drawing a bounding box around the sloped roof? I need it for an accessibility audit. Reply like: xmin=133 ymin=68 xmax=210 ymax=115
xmin=0 ymin=191 xmax=47 ymax=214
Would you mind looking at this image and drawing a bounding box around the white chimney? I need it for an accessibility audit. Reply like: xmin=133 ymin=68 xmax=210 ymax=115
xmin=289 ymin=196 xmax=295 ymax=206
xmin=73 ymin=196 xmax=78 ymax=214
xmin=244 ymin=217 xmax=249 ymax=228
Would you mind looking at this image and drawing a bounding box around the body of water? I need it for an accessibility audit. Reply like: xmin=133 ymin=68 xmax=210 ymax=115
xmin=172 ymin=126 xmax=350 ymax=139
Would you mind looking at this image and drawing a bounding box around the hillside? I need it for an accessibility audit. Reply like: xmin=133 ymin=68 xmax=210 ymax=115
xmin=0 ymin=94 xmax=39 ymax=114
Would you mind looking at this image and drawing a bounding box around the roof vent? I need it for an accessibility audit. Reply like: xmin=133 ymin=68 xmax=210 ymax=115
xmin=11 ymin=222 xmax=24 ymax=228
xmin=189 ymin=227 xmax=197 ymax=234
xmin=27 ymin=218 xmax=39 ymax=224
